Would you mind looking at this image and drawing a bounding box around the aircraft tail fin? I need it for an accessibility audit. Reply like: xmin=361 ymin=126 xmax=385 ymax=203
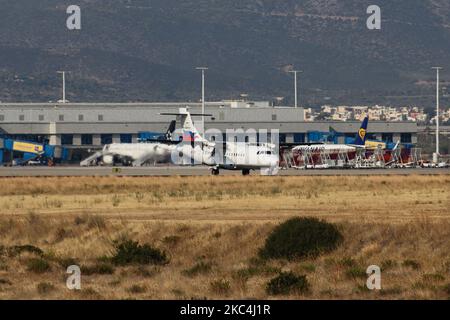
xmin=165 ymin=120 xmax=176 ymax=140
xmin=161 ymin=108 xmax=211 ymax=144
xmin=354 ymin=116 xmax=369 ymax=146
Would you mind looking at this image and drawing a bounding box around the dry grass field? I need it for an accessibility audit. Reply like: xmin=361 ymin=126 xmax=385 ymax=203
xmin=0 ymin=175 xmax=449 ymax=300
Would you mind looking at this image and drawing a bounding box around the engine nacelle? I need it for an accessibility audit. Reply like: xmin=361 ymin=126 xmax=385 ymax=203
xmin=102 ymin=154 xmax=114 ymax=165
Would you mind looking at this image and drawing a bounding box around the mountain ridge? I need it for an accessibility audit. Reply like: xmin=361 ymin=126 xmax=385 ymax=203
xmin=0 ymin=0 xmax=449 ymax=108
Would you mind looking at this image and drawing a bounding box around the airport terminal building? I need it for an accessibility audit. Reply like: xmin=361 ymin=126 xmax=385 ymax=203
xmin=0 ymin=101 xmax=418 ymax=161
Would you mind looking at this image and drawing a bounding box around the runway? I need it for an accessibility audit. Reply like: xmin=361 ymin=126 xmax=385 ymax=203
xmin=0 ymin=166 xmax=448 ymax=177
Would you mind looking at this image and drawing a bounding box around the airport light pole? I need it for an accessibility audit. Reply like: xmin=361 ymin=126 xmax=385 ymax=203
xmin=289 ymin=70 xmax=302 ymax=108
xmin=57 ymin=71 xmax=68 ymax=103
xmin=432 ymin=67 xmax=442 ymax=162
xmin=196 ymin=67 xmax=208 ymax=134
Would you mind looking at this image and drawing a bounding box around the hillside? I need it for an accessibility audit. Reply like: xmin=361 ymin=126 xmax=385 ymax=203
xmin=0 ymin=0 xmax=450 ymax=106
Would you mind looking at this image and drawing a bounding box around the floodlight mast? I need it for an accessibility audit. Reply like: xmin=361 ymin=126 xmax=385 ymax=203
xmin=196 ymin=67 xmax=208 ymax=134
xmin=56 ymin=71 xmax=69 ymax=103
xmin=289 ymin=70 xmax=303 ymax=108
xmin=432 ymin=67 xmax=442 ymax=161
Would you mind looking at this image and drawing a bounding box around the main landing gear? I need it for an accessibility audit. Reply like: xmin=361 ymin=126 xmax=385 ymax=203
xmin=242 ymin=169 xmax=250 ymax=176
xmin=210 ymin=167 xmax=220 ymax=176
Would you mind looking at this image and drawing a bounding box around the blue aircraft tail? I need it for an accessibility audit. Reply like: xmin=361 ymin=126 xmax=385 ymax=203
xmin=353 ymin=117 xmax=369 ymax=146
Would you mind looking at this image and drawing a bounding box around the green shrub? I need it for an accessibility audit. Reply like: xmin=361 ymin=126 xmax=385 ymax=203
xmin=259 ymin=217 xmax=343 ymax=260
xmin=133 ymin=266 xmax=160 ymax=277
xmin=235 ymin=265 xmax=281 ymax=281
xmin=81 ymin=263 xmax=115 ymax=275
xmin=422 ymin=273 xmax=445 ymax=283
xmin=381 ymin=259 xmax=397 ymax=271
xmin=339 ymin=257 xmax=357 ymax=268
xmin=56 ymin=257 xmax=78 ymax=268
xmin=444 ymin=283 xmax=450 ymax=296
xmin=402 ymin=259 xmax=421 ymax=270
xmin=210 ymin=279 xmax=231 ymax=296
xmin=266 ymin=272 xmax=309 ymax=296
xmin=182 ymin=262 xmax=212 ymax=277
xmin=127 ymin=284 xmax=147 ymax=294
xmin=87 ymin=215 xmax=106 ymax=229
xmin=111 ymin=240 xmax=168 ymax=266
xmin=37 ymin=282 xmax=55 ymax=294
xmin=27 ymin=258 xmax=51 ymax=273
xmin=299 ymin=263 xmax=316 ymax=273
xmin=8 ymin=245 xmax=43 ymax=257
xmin=162 ymin=235 xmax=181 ymax=246
xmin=345 ymin=266 xmax=367 ymax=279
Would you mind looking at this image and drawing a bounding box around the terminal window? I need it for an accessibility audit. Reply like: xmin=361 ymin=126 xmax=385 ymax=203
xmin=19 ymin=115 xmax=25 ymax=121
xmin=38 ymin=115 xmax=44 ymax=121
xmin=78 ymin=114 xmax=84 ymax=121
xmin=382 ymin=133 xmax=393 ymax=143
xmin=120 ymin=134 xmax=132 ymax=143
xmin=101 ymin=134 xmax=113 ymax=145
xmin=272 ymin=114 xmax=277 ymax=121
xmin=294 ymin=133 xmax=305 ymax=143
xmin=98 ymin=114 xmax=104 ymax=121
xmin=401 ymin=133 xmax=412 ymax=143
xmin=61 ymin=134 xmax=73 ymax=145
xmin=0 ymin=115 xmax=4 ymax=121
xmin=59 ymin=115 xmax=64 ymax=121
xmin=81 ymin=134 xmax=93 ymax=145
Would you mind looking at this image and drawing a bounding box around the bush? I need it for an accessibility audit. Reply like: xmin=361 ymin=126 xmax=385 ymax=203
xmin=27 ymin=258 xmax=51 ymax=273
xmin=8 ymin=245 xmax=43 ymax=257
xmin=259 ymin=217 xmax=343 ymax=260
xmin=127 ymin=284 xmax=147 ymax=294
xmin=345 ymin=266 xmax=367 ymax=279
xmin=87 ymin=215 xmax=106 ymax=230
xmin=266 ymin=272 xmax=310 ymax=296
xmin=37 ymin=282 xmax=55 ymax=294
xmin=444 ymin=283 xmax=450 ymax=296
xmin=182 ymin=262 xmax=212 ymax=277
xmin=56 ymin=257 xmax=78 ymax=268
xmin=111 ymin=240 xmax=168 ymax=266
xmin=210 ymin=279 xmax=231 ymax=296
xmin=402 ymin=259 xmax=421 ymax=270
xmin=81 ymin=263 xmax=115 ymax=275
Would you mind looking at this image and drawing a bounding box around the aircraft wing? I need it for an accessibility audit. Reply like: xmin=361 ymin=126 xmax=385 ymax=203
xmin=280 ymin=142 xmax=325 ymax=148
xmin=142 ymin=139 xmax=181 ymax=145
xmin=346 ymin=144 xmax=367 ymax=149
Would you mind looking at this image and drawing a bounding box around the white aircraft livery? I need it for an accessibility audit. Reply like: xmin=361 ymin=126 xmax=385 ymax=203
xmin=80 ymin=121 xmax=177 ymax=167
xmin=164 ymin=108 xmax=280 ymax=175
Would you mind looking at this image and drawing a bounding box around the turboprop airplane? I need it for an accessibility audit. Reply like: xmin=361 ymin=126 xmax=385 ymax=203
xmin=163 ymin=108 xmax=279 ymax=175
xmin=80 ymin=121 xmax=178 ymax=167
